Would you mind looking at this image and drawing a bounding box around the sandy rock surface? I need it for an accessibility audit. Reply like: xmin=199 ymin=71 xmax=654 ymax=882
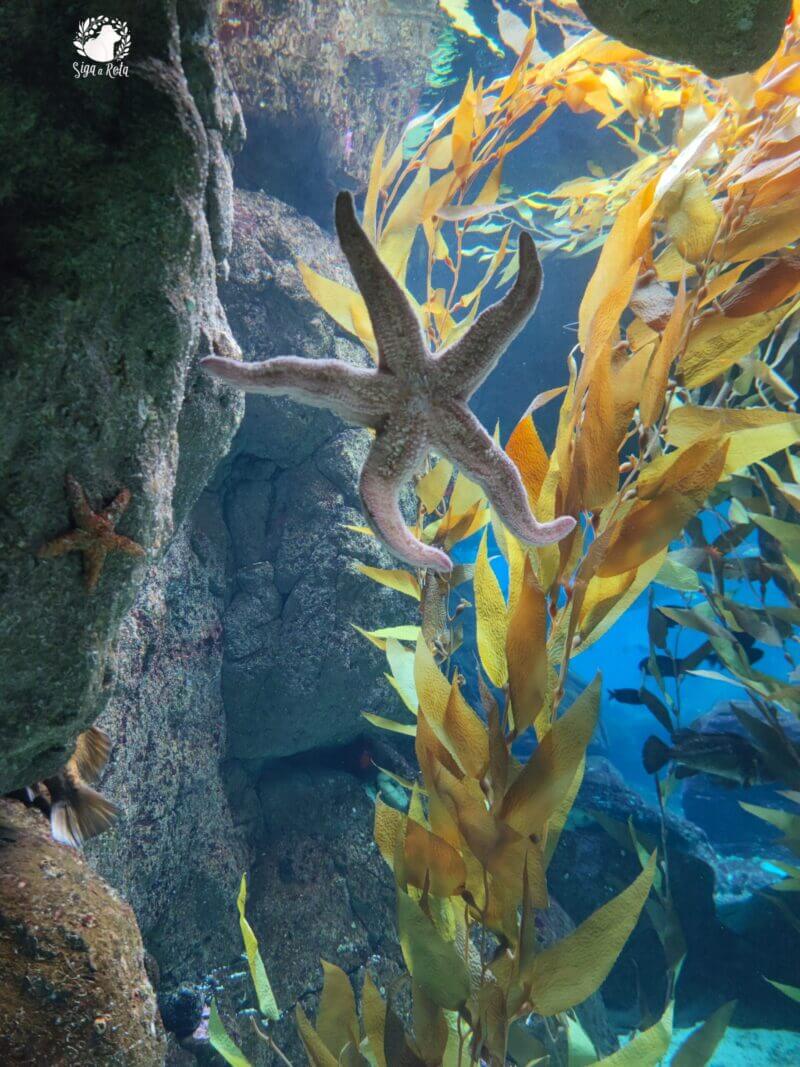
xmin=0 ymin=798 xmax=165 ymax=1066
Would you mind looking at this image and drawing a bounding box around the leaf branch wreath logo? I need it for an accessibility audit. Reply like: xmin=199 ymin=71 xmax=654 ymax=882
xmin=73 ymin=17 xmax=131 ymax=64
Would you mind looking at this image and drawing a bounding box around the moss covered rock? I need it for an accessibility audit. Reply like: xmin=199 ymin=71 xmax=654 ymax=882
xmin=579 ymin=0 xmax=790 ymax=77
xmin=0 ymin=0 xmax=244 ymax=794
xmin=0 ymin=799 xmax=165 ymax=1065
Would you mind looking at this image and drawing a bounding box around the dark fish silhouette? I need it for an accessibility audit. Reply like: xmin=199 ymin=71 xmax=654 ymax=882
xmin=15 ymin=727 xmax=119 ymax=847
xmin=637 ymin=634 xmax=763 ymax=679
xmin=642 ymin=728 xmax=772 ymax=787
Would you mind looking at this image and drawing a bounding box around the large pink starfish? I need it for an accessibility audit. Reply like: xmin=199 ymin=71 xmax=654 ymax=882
xmin=202 ymin=192 xmax=576 ymax=572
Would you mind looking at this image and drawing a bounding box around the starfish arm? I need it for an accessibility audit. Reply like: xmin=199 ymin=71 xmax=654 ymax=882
xmin=434 ymin=232 xmax=543 ymax=400
xmin=37 ymin=530 xmax=89 ymax=558
xmin=430 ymin=399 xmax=575 ymax=546
xmin=106 ymin=534 xmax=146 ymax=558
xmin=83 ymin=544 xmax=108 ymax=593
xmin=102 ymin=487 xmax=132 ymax=526
xmin=335 ymin=191 xmax=430 ymax=379
xmin=360 ymin=416 xmax=452 ymax=573
xmin=201 ymin=355 xmax=394 ymax=425
xmin=65 ymin=474 xmax=95 ymax=529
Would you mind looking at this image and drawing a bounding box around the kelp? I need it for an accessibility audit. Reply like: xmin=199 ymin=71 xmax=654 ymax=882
xmin=626 ymin=409 xmax=800 ymax=793
xmin=208 ymin=875 xmax=288 ymax=1066
xmin=214 ymin=2 xmax=800 ymax=1063
xmin=333 ymin=4 xmax=800 ymax=1058
xmin=297 ymin=0 xmax=800 ymax=368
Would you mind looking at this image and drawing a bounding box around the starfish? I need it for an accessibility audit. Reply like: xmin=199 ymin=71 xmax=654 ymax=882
xmin=202 ymin=192 xmax=576 ymax=572
xmin=37 ymin=474 xmax=145 ymax=592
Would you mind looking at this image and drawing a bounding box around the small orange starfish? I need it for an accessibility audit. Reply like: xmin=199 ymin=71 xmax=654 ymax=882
xmin=37 ymin=474 xmax=145 ymax=593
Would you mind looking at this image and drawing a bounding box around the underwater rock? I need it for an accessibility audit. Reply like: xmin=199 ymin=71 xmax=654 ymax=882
xmin=0 ymin=1 xmax=244 ymax=794
xmin=578 ymin=0 xmax=790 ymax=78
xmin=87 ymin=519 xmax=245 ymax=985
xmin=571 ymin=755 xmax=718 ymax=864
xmin=218 ymin=191 xmax=414 ymax=763
xmin=222 ymin=0 xmax=441 ymax=222
xmin=221 ymin=765 xmax=403 ymax=1064
xmin=0 ymin=797 xmax=165 ymax=1065
xmin=551 ymin=757 xmax=800 ymax=1029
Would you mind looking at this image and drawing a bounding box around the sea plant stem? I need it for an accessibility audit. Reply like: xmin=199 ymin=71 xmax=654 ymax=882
xmin=251 ymin=1018 xmax=295 ymax=1067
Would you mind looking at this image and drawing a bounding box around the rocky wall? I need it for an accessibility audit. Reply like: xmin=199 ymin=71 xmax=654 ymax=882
xmin=88 ymin=187 xmax=413 ymax=987
xmin=0 ymin=0 xmax=245 ymax=793
xmin=221 ymin=0 xmax=442 ymax=222
xmin=217 ymin=190 xmax=414 ymax=767
xmin=88 ymin=512 xmax=246 ymax=986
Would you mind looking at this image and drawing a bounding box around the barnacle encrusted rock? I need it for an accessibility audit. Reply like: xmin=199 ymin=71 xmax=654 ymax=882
xmin=0 ymin=798 xmax=165 ymax=1065
xmin=0 ymin=1 xmax=244 ymax=793
xmin=579 ymin=0 xmax=791 ymax=78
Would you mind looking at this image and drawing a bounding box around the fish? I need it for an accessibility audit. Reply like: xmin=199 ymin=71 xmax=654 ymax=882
xmin=642 ymin=728 xmax=773 ymax=787
xmin=637 ymin=633 xmax=764 ymax=679
xmin=13 ymin=727 xmax=120 ymax=847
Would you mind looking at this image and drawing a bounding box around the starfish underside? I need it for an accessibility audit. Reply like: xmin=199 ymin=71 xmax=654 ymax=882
xmin=202 ymin=192 xmax=576 ymax=572
xmin=37 ymin=474 xmax=145 ymax=592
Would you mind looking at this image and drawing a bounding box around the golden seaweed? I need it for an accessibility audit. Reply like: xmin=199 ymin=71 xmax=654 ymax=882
xmin=214 ymin=4 xmax=800 ymax=1062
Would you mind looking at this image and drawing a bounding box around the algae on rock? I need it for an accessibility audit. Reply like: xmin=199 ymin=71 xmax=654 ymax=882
xmin=0 ymin=0 xmax=245 ymax=793
xmin=579 ymin=0 xmax=790 ymax=77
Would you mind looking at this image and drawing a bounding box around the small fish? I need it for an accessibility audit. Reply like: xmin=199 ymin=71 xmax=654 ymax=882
xmin=642 ymin=728 xmax=772 ymax=788
xmin=609 ymin=687 xmax=645 ymax=705
xmin=15 ymin=727 xmax=119 ymax=847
